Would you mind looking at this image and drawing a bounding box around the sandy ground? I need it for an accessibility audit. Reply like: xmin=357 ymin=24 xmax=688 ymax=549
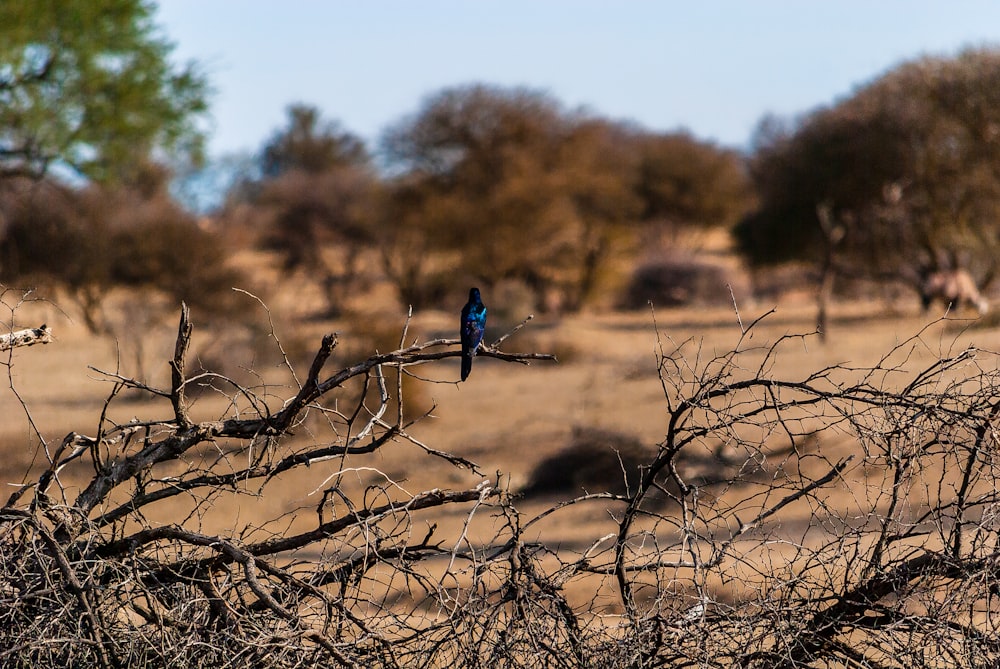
xmin=2 ymin=279 xmax=997 ymax=612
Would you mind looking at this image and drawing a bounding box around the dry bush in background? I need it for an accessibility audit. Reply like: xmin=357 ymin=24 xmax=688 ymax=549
xmin=2 ymin=296 xmax=1000 ymax=668
xmin=521 ymin=426 xmax=653 ymax=498
xmin=620 ymin=254 xmax=750 ymax=310
xmin=0 ymin=171 xmax=248 ymax=334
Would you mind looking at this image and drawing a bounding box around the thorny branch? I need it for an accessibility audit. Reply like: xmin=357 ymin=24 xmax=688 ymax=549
xmin=3 ymin=302 xmax=1000 ymax=667
xmin=69 ymin=310 xmax=555 ymax=521
xmin=0 ymin=323 xmax=52 ymax=351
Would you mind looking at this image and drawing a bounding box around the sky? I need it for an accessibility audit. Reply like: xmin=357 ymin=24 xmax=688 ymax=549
xmin=156 ymin=1 xmax=1000 ymax=159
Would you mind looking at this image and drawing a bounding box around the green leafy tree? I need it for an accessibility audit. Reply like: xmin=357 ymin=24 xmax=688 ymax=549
xmin=0 ymin=0 xmax=209 ymax=182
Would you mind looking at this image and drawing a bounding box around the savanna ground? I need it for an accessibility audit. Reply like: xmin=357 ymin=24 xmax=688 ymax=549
xmin=5 ymin=234 xmax=1000 ymax=666
xmin=2 ymin=267 xmax=994 ymax=588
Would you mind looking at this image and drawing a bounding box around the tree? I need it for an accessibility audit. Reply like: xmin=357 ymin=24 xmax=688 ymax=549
xmin=255 ymin=167 xmax=380 ymax=314
xmin=0 ymin=178 xmax=115 ymax=331
xmin=735 ymin=48 xmax=1000 ymax=301
xmin=377 ymin=173 xmax=453 ymax=309
xmin=0 ymin=0 xmax=209 ymax=182
xmin=381 ymin=84 xmax=640 ymax=311
xmin=554 ymin=118 xmax=642 ymax=308
xmin=736 ymin=102 xmax=912 ymax=272
xmin=634 ymin=131 xmax=754 ymax=247
xmin=106 ymin=178 xmax=246 ymax=319
xmin=260 ymin=103 xmax=369 ymax=179
xmin=0 ymin=164 xmax=246 ymax=332
xmin=873 ymin=48 xmax=1000 ymax=283
xmin=227 ymin=104 xmax=378 ymax=315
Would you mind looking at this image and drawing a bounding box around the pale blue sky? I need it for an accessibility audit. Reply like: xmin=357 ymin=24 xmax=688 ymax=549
xmin=157 ymin=1 xmax=1000 ymax=157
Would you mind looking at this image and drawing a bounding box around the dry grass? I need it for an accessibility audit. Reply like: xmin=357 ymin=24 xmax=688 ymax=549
xmin=4 ymin=275 xmax=1000 ymax=666
xmin=1 ymin=285 xmax=994 ymax=532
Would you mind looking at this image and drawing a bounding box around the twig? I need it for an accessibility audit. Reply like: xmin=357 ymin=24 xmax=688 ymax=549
xmin=491 ymin=314 xmax=534 ymax=348
xmin=0 ymin=324 xmax=53 ymax=351
xmin=169 ymin=304 xmax=193 ymax=428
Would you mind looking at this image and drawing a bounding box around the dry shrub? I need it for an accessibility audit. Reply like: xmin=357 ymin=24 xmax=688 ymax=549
xmin=184 ymin=324 xmax=290 ymax=400
xmin=621 ymin=254 xmax=749 ymax=309
xmin=112 ymin=216 xmax=248 ymax=322
xmin=521 ymin=426 xmax=763 ymax=502
xmin=0 ymin=170 xmax=250 ymax=332
xmin=522 ymin=426 xmax=652 ymax=497
xmin=334 ymin=314 xmax=434 ymax=419
xmin=0 ymin=303 xmax=560 ymax=667
xmin=7 ymin=301 xmax=1000 ymax=667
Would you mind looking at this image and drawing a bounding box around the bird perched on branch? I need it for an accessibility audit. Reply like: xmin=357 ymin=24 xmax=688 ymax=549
xmin=460 ymin=287 xmax=487 ymax=381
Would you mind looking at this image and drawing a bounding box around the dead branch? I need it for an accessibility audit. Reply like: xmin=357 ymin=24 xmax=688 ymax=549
xmin=0 ymin=323 xmax=53 ymax=351
xmin=6 ymin=302 xmax=1000 ymax=667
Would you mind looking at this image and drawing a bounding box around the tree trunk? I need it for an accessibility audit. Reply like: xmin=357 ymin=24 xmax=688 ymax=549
xmin=815 ymin=203 xmax=846 ymax=343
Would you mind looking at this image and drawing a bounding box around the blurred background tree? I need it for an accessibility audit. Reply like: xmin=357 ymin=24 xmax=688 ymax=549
xmin=0 ymin=0 xmax=237 ymax=331
xmin=380 ymin=85 xmax=575 ymax=310
xmin=259 ymin=104 xmax=368 ymax=179
xmin=219 ymin=104 xmax=380 ymax=316
xmin=735 ymin=47 xmax=1000 ymax=300
xmin=0 ymin=165 xmax=245 ymax=332
xmin=380 ymin=84 xmax=645 ymax=311
xmin=634 ymin=131 xmax=754 ymax=248
xmin=0 ymin=0 xmax=209 ymax=182
xmin=9 ymin=0 xmax=996 ymax=325
xmin=0 ymin=178 xmax=115 ymax=331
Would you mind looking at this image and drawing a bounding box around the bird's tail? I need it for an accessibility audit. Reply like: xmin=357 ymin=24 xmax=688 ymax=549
xmin=461 ymin=352 xmax=474 ymax=381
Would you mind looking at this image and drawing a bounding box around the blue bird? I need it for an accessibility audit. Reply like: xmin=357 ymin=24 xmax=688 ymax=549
xmin=460 ymin=287 xmax=487 ymax=381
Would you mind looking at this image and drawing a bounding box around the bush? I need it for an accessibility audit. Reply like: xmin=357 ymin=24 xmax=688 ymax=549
xmin=0 ymin=170 xmax=248 ymax=331
xmin=112 ymin=215 xmax=247 ymax=320
xmin=0 ymin=178 xmax=116 ymax=330
xmin=5 ymin=302 xmax=1000 ymax=667
xmin=522 ymin=426 xmax=652 ymax=497
xmin=621 ymin=254 xmax=749 ymax=309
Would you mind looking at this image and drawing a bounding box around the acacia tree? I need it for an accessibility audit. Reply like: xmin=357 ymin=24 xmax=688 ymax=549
xmin=555 ymin=119 xmax=642 ymax=309
xmin=381 ymin=85 xmax=754 ymax=312
xmin=634 ymin=130 xmax=754 ymax=247
xmin=228 ymin=104 xmax=379 ymax=315
xmin=875 ymin=48 xmax=1000 ymax=283
xmin=0 ymin=0 xmax=208 ymax=181
xmin=736 ymin=48 xmax=1000 ymax=302
xmin=259 ymin=104 xmax=368 ymax=179
xmin=380 ymin=84 xmax=640 ymax=311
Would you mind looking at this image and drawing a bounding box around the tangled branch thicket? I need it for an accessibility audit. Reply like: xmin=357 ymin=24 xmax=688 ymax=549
xmin=3 ymin=299 xmax=1000 ymax=668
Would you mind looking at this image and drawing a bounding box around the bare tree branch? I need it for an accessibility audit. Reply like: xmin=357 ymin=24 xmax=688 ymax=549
xmin=6 ymin=300 xmax=1000 ymax=666
xmin=0 ymin=324 xmax=53 ymax=351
